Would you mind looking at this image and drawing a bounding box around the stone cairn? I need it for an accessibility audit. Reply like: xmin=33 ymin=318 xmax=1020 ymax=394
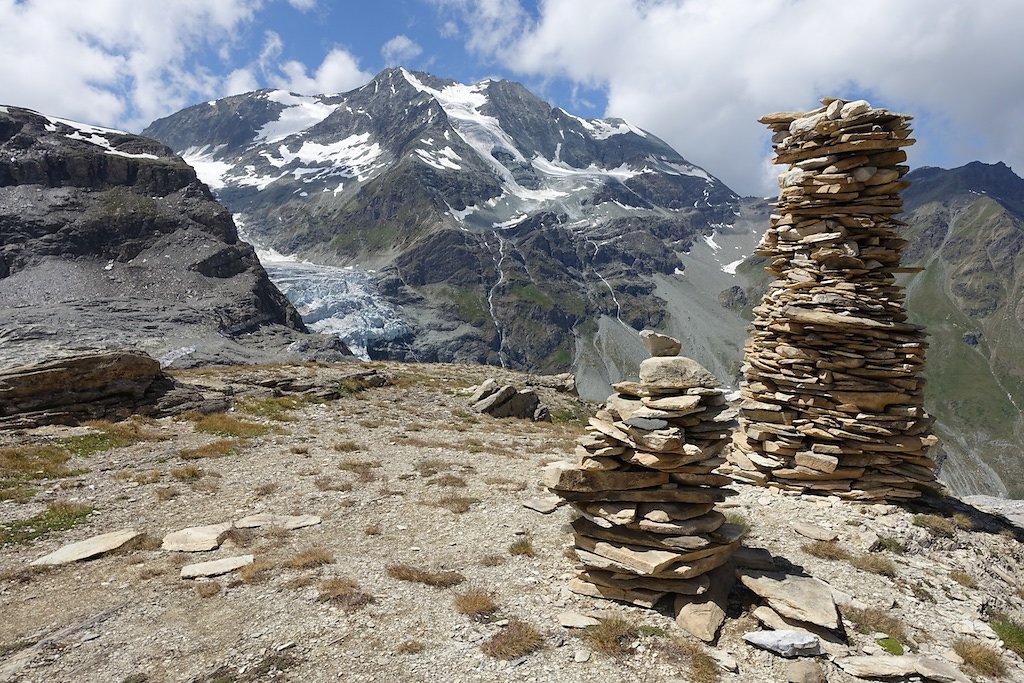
xmin=723 ymin=98 xmax=938 ymax=500
xmin=545 ymin=330 xmax=742 ymax=639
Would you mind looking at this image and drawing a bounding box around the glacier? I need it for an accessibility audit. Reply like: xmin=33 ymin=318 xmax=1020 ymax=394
xmin=238 ymin=219 xmax=411 ymax=360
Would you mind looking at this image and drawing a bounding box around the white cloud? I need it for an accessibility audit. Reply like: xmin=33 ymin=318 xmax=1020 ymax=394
xmin=271 ymin=49 xmax=372 ymax=95
xmin=381 ymin=35 xmax=423 ymax=66
xmin=442 ymin=0 xmax=1024 ymax=196
xmin=223 ymin=67 xmax=260 ymax=96
xmin=439 ymin=20 xmax=459 ymax=38
xmin=287 ymin=0 xmax=317 ymax=10
xmin=0 ymin=0 xmax=263 ymax=131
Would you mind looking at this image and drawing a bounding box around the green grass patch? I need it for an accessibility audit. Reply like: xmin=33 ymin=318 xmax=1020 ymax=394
xmin=58 ymin=419 xmax=165 ymax=456
xmin=990 ymin=615 xmax=1024 ymax=658
xmin=0 ymin=444 xmax=82 ymax=503
xmin=235 ymin=395 xmax=316 ymax=421
xmin=877 ymin=637 xmax=904 ymax=655
xmin=0 ymin=501 xmax=92 ymax=546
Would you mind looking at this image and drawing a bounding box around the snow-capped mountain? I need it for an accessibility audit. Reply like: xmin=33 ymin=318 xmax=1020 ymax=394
xmin=144 ymin=68 xmax=766 ymax=392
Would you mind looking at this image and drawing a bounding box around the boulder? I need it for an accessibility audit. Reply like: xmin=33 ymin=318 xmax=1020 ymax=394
xmin=638 ymin=357 xmax=719 ymax=390
xmin=743 ymin=630 xmax=821 ymax=657
xmin=639 ymin=329 xmax=682 ymax=357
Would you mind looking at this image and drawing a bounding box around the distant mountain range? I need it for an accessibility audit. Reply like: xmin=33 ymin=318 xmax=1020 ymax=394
xmin=142 ymin=67 xmax=766 ymax=398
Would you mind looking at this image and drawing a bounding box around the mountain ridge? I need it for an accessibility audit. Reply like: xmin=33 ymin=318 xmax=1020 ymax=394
xmin=143 ymin=67 xmax=759 ymax=390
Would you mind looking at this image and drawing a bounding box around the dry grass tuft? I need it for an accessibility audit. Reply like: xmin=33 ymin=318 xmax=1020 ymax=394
xmin=178 ymin=439 xmax=242 ymax=460
xmin=480 ymin=618 xmax=543 ymax=659
xmin=850 ymin=553 xmax=898 ymax=577
xmin=191 ymin=479 xmax=220 ymax=494
xmin=364 ymin=523 xmax=382 ymax=536
xmin=338 ymin=459 xmax=381 ymax=482
xmin=170 ymin=465 xmax=205 ymax=482
xmin=843 ymin=606 xmax=908 ymax=642
xmin=912 ymin=514 xmax=956 ymax=538
xmin=581 ymin=617 xmax=638 ymax=657
xmin=656 ymin=638 xmax=719 ymax=683
xmin=286 ymin=547 xmax=335 ymax=569
xmin=254 ymin=482 xmax=280 ymax=497
xmin=155 ymin=486 xmax=180 ymax=501
xmin=386 ymin=564 xmax=465 ymax=588
xmin=454 ymin=588 xmax=499 ymax=620
xmin=479 ymin=554 xmax=506 ymax=567
xmin=483 ymin=476 xmax=527 ymax=491
xmin=333 ymin=441 xmax=364 ymax=453
xmin=802 ymin=541 xmax=851 ymax=561
xmin=415 ymin=458 xmax=455 ymax=477
xmin=317 ymin=577 xmax=375 ymax=610
xmin=221 ymin=527 xmax=256 ymax=548
xmin=395 ymin=640 xmax=426 ymax=654
xmin=508 ymin=537 xmax=536 ymax=557
xmin=952 ymin=638 xmax=1006 ymax=678
xmin=431 ymin=493 xmax=478 ymax=514
xmin=290 ymin=445 xmax=309 ymax=455
xmin=191 ymin=413 xmax=270 ymax=438
xmin=195 ymin=582 xmax=221 ymax=598
xmin=952 ymin=512 xmax=975 ymax=531
xmin=314 ymin=477 xmax=352 ymax=492
xmin=950 ymin=569 xmax=977 ymax=588
xmin=284 ymin=575 xmax=316 ymax=590
xmin=237 ymin=558 xmax=276 ymax=584
xmin=431 ymin=474 xmax=467 ymax=487
xmin=137 ymin=566 xmax=164 ymax=580
xmin=131 ymin=470 xmax=162 ymax=485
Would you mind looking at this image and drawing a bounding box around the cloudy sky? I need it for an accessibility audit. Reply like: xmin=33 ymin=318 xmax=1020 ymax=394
xmin=1 ymin=0 xmax=1021 ymax=195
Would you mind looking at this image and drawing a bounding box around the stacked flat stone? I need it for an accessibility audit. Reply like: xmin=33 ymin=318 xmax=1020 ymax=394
xmin=544 ymin=330 xmax=741 ymax=613
xmin=723 ymin=98 xmax=938 ymax=500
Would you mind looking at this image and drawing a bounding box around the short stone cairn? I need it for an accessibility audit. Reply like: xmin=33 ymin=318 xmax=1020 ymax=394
xmin=544 ymin=330 xmax=742 ymax=638
xmin=723 ymin=98 xmax=938 ymax=500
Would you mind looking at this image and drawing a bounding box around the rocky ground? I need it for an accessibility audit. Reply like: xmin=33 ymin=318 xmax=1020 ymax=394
xmin=2 ymin=361 xmax=1024 ymax=682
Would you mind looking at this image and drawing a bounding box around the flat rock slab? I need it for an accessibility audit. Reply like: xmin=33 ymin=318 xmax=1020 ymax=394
xmin=738 ymin=570 xmax=840 ymax=629
xmin=30 ymin=529 xmax=141 ymax=566
xmin=162 ymin=522 xmax=233 ymax=551
xmin=180 ymin=554 xmax=254 ymax=579
xmin=793 ymin=522 xmax=837 ymax=542
xmin=234 ymin=514 xmax=321 ymax=530
xmin=743 ymin=630 xmax=821 ymax=657
xmin=522 ymin=496 xmax=562 ymax=514
xmin=557 ymin=611 xmax=600 ymax=629
xmin=835 ymin=655 xmax=967 ymax=683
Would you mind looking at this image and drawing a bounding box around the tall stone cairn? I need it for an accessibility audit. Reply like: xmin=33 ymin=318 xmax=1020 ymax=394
xmin=545 ymin=331 xmax=742 ymax=634
xmin=723 ymin=98 xmax=938 ymax=500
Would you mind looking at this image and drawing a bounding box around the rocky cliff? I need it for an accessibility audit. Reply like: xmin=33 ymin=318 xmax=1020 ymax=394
xmin=0 ymin=105 xmax=349 ymax=369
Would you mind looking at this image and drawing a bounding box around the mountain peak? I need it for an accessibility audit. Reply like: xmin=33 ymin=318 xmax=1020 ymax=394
xmin=905 ymin=159 xmax=1024 ymax=217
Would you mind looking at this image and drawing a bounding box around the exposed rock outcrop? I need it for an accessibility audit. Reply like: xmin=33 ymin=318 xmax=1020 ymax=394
xmin=0 ymin=105 xmax=349 ymax=369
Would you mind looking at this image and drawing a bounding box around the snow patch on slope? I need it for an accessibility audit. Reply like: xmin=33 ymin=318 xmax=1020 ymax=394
xmin=256 ymin=91 xmax=338 ymax=143
xmin=182 ymin=145 xmax=234 ymax=189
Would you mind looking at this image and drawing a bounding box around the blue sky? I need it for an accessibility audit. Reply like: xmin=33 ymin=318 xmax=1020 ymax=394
xmin=2 ymin=0 xmax=1022 ymax=195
